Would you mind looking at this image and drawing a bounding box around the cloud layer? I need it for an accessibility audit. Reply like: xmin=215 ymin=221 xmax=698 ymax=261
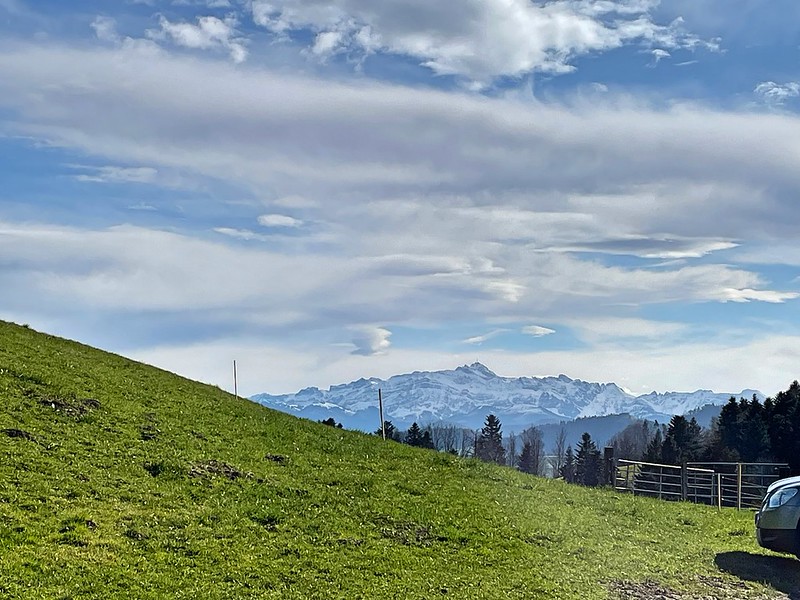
xmin=251 ymin=0 xmax=712 ymax=85
xmin=0 ymin=2 xmax=798 ymax=397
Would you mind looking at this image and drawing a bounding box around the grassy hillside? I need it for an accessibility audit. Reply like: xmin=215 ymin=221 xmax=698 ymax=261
xmin=0 ymin=320 xmax=796 ymax=599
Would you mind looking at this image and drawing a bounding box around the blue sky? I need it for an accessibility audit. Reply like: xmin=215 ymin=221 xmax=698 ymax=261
xmin=1 ymin=0 xmax=799 ymax=397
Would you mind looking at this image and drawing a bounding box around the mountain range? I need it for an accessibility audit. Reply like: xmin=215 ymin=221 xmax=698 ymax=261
xmin=251 ymin=362 xmax=761 ymax=433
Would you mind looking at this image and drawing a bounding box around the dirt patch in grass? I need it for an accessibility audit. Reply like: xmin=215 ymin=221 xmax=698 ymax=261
xmin=609 ymin=580 xmax=682 ymax=600
xmin=609 ymin=577 xmax=789 ymax=600
xmin=2 ymin=428 xmax=47 ymax=448
xmin=375 ymin=516 xmax=438 ymax=546
xmin=189 ymin=460 xmax=252 ymax=480
xmin=39 ymin=395 xmax=100 ymax=418
xmin=2 ymin=428 xmax=36 ymax=442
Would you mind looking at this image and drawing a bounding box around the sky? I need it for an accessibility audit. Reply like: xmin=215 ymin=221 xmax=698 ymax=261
xmin=1 ymin=0 xmax=799 ymax=398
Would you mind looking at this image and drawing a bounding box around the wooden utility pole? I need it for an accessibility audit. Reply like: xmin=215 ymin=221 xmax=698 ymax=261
xmin=378 ymin=388 xmax=385 ymax=440
xmin=233 ymin=360 xmax=238 ymax=399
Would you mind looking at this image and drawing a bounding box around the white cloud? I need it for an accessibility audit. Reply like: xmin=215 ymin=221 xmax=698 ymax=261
xmin=716 ymin=288 xmax=799 ymax=304
xmin=351 ymin=326 xmax=392 ymax=356
xmin=649 ymin=48 xmax=670 ymax=66
xmin=311 ymin=30 xmax=345 ymax=58
xmin=754 ymin=81 xmax=800 ymax=107
xmin=463 ymin=329 xmax=509 ymax=345
xmin=72 ymin=165 xmax=158 ymax=184
xmin=565 ymin=317 xmax=685 ymax=342
xmin=213 ymin=227 xmax=270 ymax=241
xmin=250 ymin=0 xmax=712 ymax=85
xmin=147 ymin=15 xmax=248 ymax=63
xmin=128 ymin=202 xmax=158 ymax=211
xmin=258 ymin=214 xmax=303 ymax=228
xmin=522 ymin=325 xmax=556 ymax=337
xmin=91 ymin=16 xmax=120 ymax=44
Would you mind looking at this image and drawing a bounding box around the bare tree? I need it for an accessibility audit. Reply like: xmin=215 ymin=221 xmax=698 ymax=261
xmin=459 ymin=428 xmax=476 ymax=457
xmin=609 ymin=421 xmax=653 ymax=461
xmin=549 ymin=427 xmax=567 ymax=477
xmin=506 ymin=431 xmax=517 ymax=467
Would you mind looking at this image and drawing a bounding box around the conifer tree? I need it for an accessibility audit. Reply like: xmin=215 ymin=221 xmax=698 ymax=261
xmin=375 ymin=420 xmax=401 ymax=441
xmin=738 ymin=398 xmax=771 ymax=462
xmin=661 ymin=415 xmax=702 ymax=465
xmin=768 ymin=380 xmax=800 ymax=471
xmin=405 ymin=422 xmax=423 ymax=447
xmin=575 ymin=432 xmax=601 ymax=486
xmin=643 ymin=427 xmax=663 ymax=463
xmin=517 ymin=442 xmax=536 ymax=475
xmin=476 ymin=414 xmax=506 ymax=465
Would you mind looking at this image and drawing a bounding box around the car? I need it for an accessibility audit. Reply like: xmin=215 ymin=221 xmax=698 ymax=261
xmin=756 ymin=476 xmax=800 ymax=557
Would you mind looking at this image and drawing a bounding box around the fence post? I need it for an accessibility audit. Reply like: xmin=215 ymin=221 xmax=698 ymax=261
xmin=737 ymin=463 xmax=742 ymax=511
xmin=681 ymin=462 xmax=688 ymax=501
xmin=604 ymin=446 xmax=614 ymax=486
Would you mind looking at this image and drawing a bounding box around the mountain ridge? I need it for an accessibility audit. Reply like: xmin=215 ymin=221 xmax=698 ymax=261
xmin=251 ymin=362 xmax=762 ymax=431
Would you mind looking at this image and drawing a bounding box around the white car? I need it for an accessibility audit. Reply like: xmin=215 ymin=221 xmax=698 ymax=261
xmin=755 ymin=476 xmax=800 ymax=557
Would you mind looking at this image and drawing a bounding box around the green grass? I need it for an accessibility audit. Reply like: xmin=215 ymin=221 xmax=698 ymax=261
xmin=0 ymin=320 xmax=796 ymax=599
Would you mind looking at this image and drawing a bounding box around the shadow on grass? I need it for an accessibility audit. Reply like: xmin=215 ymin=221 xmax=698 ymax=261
xmin=715 ymin=551 xmax=800 ymax=598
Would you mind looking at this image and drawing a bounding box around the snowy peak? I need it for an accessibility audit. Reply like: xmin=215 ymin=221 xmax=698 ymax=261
xmin=251 ymin=364 xmax=760 ymax=431
xmin=460 ymin=362 xmax=496 ymax=377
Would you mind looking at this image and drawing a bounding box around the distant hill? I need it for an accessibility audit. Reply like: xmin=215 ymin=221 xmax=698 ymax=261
xmin=252 ymin=362 xmax=762 ymax=432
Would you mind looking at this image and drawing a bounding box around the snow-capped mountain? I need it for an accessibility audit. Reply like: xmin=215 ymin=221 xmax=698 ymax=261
xmin=250 ymin=362 xmax=762 ymax=432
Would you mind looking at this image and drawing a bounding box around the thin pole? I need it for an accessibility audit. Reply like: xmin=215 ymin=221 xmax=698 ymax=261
xmin=233 ymin=360 xmax=238 ymax=399
xmin=737 ymin=463 xmax=742 ymax=510
xmin=378 ymin=388 xmax=385 ymax=440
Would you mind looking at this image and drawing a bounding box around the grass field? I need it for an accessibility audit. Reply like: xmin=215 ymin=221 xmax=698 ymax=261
xmin=0 ymin=320 xmax=797 ymax=599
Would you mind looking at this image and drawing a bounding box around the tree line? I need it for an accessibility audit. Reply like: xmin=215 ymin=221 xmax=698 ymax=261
xmin=327 ymin=379 xmax=800 ymax=483
xmin=608 ymin=380 xmax=800 ymax=472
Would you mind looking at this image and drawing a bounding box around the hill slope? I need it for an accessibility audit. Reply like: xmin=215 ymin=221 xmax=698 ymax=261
xmin=0 ymin=321 xmax=795 ymax=599
xmin=252 ymin=362 xmax=761 ymax=431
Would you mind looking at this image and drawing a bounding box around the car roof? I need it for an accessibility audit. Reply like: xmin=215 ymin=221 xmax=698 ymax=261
xmin=767 ymin=475 xmax=800 ymax=494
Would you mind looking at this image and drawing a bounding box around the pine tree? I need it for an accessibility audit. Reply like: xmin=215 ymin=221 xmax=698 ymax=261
xmin=517 ymin=442 xmax=535 ymax=475
xmin=375 ymin=420 xmax=401 ymax=441
xmin=575 ymin=432 xmax=601 ymax=486
xmin=661 ymin=415 xmax=702 ymax=465
xmin=717 ymin=397 xmax=741 ymax=459
xmin=476 ymin=414 xmax=506 ymax=465
xmin=420 ymin=430 xmax=435 ymax=450
xmin=738 ymin=397 xmax=771 ymax=462
xmin=767 ymin=381 xmax=800 ymax=470
xmin=643 ymin=427 xmax=663 ymax=463
xmin=519 ymin=426 xmax=545 ymax=475
xmin=405 ymin=422 xmax=423 ymax=446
